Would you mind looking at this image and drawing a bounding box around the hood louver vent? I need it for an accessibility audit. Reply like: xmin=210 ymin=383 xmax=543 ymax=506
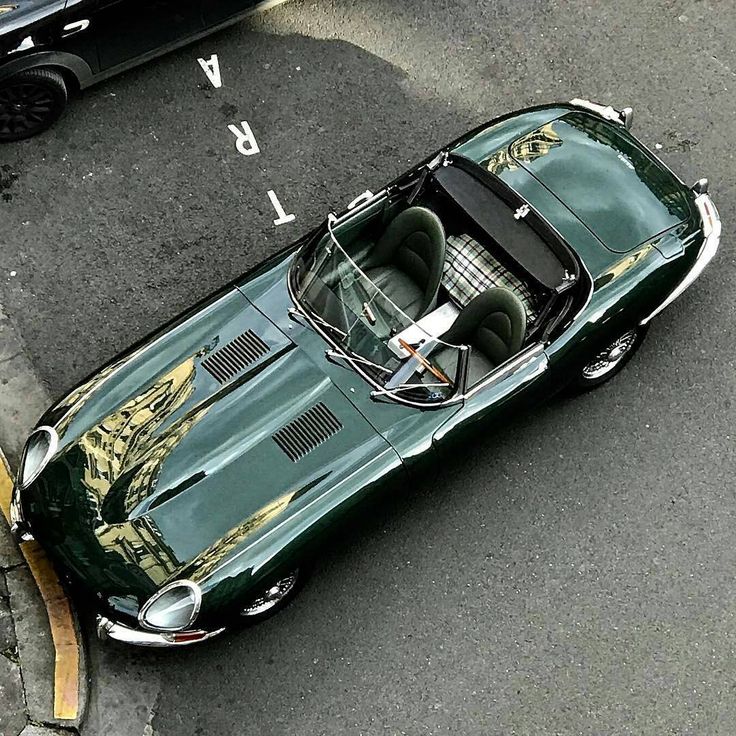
xmin=202 ymin=330 xmax=270 ymax=384
xmin=272 ymin=402 xmax=343 ymax=462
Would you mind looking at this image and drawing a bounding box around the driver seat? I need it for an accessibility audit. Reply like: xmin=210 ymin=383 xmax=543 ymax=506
xmin=363 ymin=206 xmax=446 ymax=321
xmin=439 ymin=287 xmax=527 ymax=386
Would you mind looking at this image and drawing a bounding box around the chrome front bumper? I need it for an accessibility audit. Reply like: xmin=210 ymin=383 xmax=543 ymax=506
xmin=640 ymin=193 xmax=722 ymax=325
xmin=96 ymin=615 xmax=225 ymax=647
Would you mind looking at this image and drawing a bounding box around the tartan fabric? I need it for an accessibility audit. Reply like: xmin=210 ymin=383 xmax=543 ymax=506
xmin=442 ymin=234 xmax=538 ymax=323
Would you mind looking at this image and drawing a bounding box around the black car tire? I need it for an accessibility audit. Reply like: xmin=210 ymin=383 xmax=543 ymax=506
xmin=0 ymin=68 xmax=68 ymax=143
xmin=572 ymin=324 xmax=649 ymax=392
xmin=237 ymin=567 xmax=305 ymax=624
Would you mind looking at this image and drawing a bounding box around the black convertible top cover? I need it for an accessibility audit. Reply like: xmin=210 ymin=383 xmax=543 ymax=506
xmin=434 ymin=163 xmax=567 ymax=290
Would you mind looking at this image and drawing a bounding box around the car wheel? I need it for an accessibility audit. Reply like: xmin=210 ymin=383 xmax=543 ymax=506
xmin=0 ymin=69 xmax=68 ymax=143
xmin=574 ymin=324 xmax=649 ymax=391
xmin=239 ymin=568 xmax=302 ymax=622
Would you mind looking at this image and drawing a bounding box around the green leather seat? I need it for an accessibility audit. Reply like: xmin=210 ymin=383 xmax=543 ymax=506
xmin=364 ymin=206 xmax=446 ymax=321
xmin=439 ymin=287 xmax=527 ymax=386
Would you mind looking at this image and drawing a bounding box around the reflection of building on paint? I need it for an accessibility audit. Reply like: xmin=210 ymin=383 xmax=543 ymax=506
xmin=124 ymin=405 xmax=208 ymax=516
xmin=593 ymin=244 xmax=655 ymax=289
xmin=64 ymin=357 xmax=214 ymax=584
xmin=97 ymin=516 xmax=180 ymax=585
xmin=483 ymin=123 xmax=563 ymax=175
xmin=554 ymin=115 xmax=687 ymax=217
xmin=188 ymin=490 xmax=299 ymax=582
xmin=54 ymin=358 xmax=128 ymax=436
xmin=77 ymin=359 xmax=198 ymax=499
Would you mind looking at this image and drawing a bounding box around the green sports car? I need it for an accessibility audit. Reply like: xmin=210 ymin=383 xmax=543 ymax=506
xmin=10 ymin=100 xmax=721 ymax=646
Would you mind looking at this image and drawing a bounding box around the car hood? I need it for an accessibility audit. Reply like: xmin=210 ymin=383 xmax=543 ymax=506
xmin=25 ymin=287 xmax=394 ymax=598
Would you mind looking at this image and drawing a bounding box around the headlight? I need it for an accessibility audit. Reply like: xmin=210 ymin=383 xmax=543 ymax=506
xmin=17 ymin=426 xmax=58 ymax=489
xmin=139 ymin=581 xmax=201 ymax=631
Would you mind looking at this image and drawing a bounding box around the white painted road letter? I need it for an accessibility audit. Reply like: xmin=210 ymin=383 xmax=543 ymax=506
xmin=197 ymin=54 xmax=222 ymax=88
xmin=268 ymin=190 xmax=295 ymax=226
xmin=228 ymin=121 xmax=260 ymax=156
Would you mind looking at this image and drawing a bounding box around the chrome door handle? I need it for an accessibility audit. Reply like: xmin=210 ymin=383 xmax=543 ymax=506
xmin=62 ymin=19 xmax=90 ymax=37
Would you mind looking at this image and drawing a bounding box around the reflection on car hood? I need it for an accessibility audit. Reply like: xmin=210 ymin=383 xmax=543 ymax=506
xmin=27 ymin=287 xmax=392 ymax=597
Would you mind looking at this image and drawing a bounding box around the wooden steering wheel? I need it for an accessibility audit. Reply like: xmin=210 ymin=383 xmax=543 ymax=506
xmin=398 ymin=338 xmax=453 ymax=385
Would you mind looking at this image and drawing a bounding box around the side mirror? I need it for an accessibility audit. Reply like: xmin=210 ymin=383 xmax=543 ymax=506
xmin=692 ymin=178 xmax=709 ymax=195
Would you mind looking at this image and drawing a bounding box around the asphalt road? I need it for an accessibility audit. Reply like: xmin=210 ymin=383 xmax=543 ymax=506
xmin=1 ymin=0 xmax=735 ymax=734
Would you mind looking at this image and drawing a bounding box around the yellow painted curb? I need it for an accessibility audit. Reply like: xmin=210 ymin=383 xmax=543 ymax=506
xmin=0 ymin=453 xmax=81 ymax=721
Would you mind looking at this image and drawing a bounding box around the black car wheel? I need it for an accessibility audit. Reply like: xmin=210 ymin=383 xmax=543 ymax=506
xmin=573 ymin=324 xmax=649 ymax=391
xmin=238 ymin=568 xmax=303 ymax=622
xmin=0 ymin=69 xmax=68 ymax=143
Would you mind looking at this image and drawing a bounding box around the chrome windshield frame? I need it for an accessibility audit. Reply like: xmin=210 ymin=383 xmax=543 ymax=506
xmin=288 ymin=199 xmax=466 ymax=409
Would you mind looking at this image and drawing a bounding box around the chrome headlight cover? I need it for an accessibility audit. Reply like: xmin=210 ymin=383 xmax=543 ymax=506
xmin=17 ymin=426 xmax=59 ymax=490
xmin=138 ymin=580 xmax=202 ymax=632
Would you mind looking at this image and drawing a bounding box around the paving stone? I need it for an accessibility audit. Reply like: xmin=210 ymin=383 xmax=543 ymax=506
xmin=0 ymin=570 xmax=8 ymax=598
xmin=0 ymin=590 xmax=17 ymax=652
xmin=0 ymin=516 xmax=23 ymax=571
xmin=19 ymin=726 xmax=68 ymax=736
xmin=5 ymin=566 xmax=54 ymax=726
xmin=0 ymin=651 xmax=27 ymax=736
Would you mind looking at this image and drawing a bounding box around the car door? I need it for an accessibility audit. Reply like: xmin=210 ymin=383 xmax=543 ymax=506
xmin=432 ymin=344 xmax=551 ymax=459
xmin=91 ymin=0 xmax=204 ymax=73
xmin=201 ymin=0 xmax=261 ymax=29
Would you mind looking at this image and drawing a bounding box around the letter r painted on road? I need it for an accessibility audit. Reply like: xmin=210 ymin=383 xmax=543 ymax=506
xmin=228 ymin=121 xmax=261 ymax=156
xmin=268 ymin=190 xmax=296 ymax=226
xmin=197 ymin=54 xmax=222 ymax=88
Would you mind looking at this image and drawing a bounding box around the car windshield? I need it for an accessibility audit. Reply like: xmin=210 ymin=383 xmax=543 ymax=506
xmin=290 ymin=206 xmax=464 ymax=405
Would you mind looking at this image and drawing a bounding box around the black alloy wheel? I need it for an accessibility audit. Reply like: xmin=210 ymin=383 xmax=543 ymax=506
xmin=0 ymin=69 xmax=68 ymax=143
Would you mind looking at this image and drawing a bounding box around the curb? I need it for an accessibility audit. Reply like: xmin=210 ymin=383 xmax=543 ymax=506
xmin=0 ymin=306 xmax=87 ymax=735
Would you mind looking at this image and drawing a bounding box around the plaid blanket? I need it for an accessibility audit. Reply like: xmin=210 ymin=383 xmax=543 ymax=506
xmin=442 ymin=234 xmax=538 ymax=323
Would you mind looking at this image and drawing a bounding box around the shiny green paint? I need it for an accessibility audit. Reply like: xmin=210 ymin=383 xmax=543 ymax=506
xmin=452 ymin=104 xmax=703 ymax=384
xmin=18 ymin=103 xmax=706 ymax=633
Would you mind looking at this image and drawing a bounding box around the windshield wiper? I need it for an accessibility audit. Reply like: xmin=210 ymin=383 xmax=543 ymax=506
xmin=288 ymin=306 xmax=348 ymax=340
xmin=372 ymin=381 xmax=448 ymax=397
xmin=325 ymin=348 xmax=392 ymax=375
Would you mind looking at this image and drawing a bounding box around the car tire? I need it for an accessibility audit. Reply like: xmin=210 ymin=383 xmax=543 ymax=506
xmin=572 ymin=324 xmax=649 ymax=392
xmin=0 ymin=68 xmax=68 ymax=143
xmin=238 ymin=567 xmax=304 ymax=623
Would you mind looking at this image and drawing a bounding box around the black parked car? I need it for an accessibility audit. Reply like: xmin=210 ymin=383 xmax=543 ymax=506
xmin=0 ymin=0 xmax=286 ymax=142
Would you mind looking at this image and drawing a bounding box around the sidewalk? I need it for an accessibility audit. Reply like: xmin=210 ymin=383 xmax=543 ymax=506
xmin=0 ymin=307 xmax=86 ymax=736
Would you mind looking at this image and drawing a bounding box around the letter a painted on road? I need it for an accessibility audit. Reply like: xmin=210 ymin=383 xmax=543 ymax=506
xmin=228 ymin=121 xmax=261 ymax=156
xmin=197 ymin=54 xmax=222 ymax=88
xmin=268 ymin=190 xmax=296 ymax=226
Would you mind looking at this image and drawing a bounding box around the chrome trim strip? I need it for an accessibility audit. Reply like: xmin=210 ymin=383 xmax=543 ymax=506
xmin=97 ymin=616 xmax=224 ymax=648
xmin=138 ymin=580 xmax=202 ymax=632
xmin=640 ymin=193 xmax=721 ymax=325
xmin=461 ymin=344 xmax=547 ymax=399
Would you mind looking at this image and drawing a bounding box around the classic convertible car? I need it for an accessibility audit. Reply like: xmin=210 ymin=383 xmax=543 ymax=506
xmin=10 ymin=101 xmax=720 ymax=646
xmin=0 ymin=0 xmax=290 ymax=141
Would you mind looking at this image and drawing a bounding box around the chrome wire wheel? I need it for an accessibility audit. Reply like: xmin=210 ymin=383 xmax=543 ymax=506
xmin=582 ymin=329 xmax=639 ymax=380
xmin=240 ymin=570 xmax=299 ymax=617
